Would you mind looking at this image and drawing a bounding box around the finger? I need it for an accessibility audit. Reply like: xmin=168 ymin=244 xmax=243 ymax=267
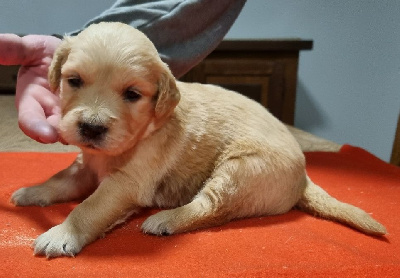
xmin=16 ymin=76 xmax=60 ymax=144
xmin=17 ymin=96 xmax=59 ymax=144
xmin=0 ymin=34 xmax=60 ymax=66
xmin=0 ymin=34 xmax=27 ymax=65
xmin=17 ymin=97 xmax=60 ymax=144
xmin=18 ymin=115 xmax=59 ymax=144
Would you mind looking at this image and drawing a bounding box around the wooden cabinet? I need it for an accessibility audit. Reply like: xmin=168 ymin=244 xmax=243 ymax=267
xmin=391 ymin=113 xmax=400 ymax=166
xmin=180 ymin=40 xmax=313 ymax=125
xmin=0 ymin=65 xmax=19 ymax=93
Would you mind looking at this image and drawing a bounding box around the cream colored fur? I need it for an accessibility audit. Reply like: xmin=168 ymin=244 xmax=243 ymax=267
xmin=11 ymin=22 xmax=386 ymax=258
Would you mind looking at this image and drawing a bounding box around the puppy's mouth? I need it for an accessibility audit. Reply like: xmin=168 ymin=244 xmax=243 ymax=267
xmin=83 ymin=143 xmax=99 ymax=150
xmin=77 ymin=140 xmax=107 ymax=153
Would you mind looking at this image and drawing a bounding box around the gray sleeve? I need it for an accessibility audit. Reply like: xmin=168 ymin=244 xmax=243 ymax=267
xmin=69 ymin=0 xmax=246 ymax=78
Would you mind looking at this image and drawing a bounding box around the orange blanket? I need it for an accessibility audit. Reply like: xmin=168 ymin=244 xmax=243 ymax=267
xmin=0 ymin=145 xmax=399 ymax=277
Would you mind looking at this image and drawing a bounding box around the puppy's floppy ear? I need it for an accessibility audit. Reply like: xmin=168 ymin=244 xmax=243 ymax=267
xmin=48 ymin=36 xmax=73 ymax=92
xmin=154 ymin=67 xmax=180 ymax=120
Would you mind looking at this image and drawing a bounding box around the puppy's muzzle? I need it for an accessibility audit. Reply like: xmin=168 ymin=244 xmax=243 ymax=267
xmin=78 ymin=122 xmax=108 ymax=141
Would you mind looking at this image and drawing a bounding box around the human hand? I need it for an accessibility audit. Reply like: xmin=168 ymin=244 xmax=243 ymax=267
xmin=0 ymin=34 xmax=62 ymax=143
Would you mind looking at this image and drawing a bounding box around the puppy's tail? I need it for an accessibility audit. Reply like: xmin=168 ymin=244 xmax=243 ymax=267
xmin=296 ymin=176 xmax=387 ymax=236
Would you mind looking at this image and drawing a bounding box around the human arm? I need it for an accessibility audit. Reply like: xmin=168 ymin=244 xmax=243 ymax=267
xmin=70 ymin=0 xmax=246 ymax=78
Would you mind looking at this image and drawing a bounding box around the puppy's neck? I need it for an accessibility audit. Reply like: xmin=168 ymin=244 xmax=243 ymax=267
xmin=81 ymin=149 xmax=132 ymax=182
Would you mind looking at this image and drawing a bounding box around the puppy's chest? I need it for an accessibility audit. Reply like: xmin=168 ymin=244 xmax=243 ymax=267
xmin=84 ymin=154 xmax=113 ymax=183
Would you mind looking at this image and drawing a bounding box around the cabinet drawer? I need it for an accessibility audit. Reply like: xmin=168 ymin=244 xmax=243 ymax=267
xmin=0 ymin=65 xmax=19 ymax=91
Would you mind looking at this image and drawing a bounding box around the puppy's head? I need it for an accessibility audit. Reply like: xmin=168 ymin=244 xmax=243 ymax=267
xmin=49 ymin=22 xmax=180 ymax=155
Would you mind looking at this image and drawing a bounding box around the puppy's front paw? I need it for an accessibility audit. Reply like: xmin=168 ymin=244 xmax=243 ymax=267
xmin=11 ymin=187 xmax=52 ymax=207
xmin=33 ymin=224 xmax=88 ymax=258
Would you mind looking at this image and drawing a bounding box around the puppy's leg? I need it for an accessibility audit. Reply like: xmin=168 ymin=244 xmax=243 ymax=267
xmin=11 ymin=154 xmax=96 ymax=207
xmin=141 ymin=157 xmax=249 ymax=235
xmin=33 ymin=173 xmax=138 ymax=258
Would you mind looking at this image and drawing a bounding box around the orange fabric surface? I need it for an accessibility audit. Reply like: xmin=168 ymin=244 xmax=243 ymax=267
xmin=0 ymin=145 xmax=399 ymax=277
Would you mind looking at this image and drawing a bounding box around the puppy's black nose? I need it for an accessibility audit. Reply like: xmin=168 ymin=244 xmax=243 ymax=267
xmin=78 ymin=122 xmax=108 ymax=141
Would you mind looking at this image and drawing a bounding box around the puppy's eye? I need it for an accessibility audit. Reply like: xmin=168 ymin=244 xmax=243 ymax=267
xmin=124 ymin=88 xmax=142 ymax=102
xmin=67 ymin=76 xmax=83 ymax=88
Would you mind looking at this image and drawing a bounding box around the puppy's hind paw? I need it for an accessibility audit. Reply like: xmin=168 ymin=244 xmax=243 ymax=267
xmin=141 ymin=211 xmax=175 ymax=236
xmin=141 ymin=204 xmax=212 ymax=236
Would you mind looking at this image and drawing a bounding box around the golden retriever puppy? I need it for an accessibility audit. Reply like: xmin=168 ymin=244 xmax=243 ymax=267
xmin=11 ymin=22 xmax=386 ymax=258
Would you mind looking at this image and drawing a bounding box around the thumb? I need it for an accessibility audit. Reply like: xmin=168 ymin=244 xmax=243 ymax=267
xmin=18 ymin=107 xmax=60 ymax=144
